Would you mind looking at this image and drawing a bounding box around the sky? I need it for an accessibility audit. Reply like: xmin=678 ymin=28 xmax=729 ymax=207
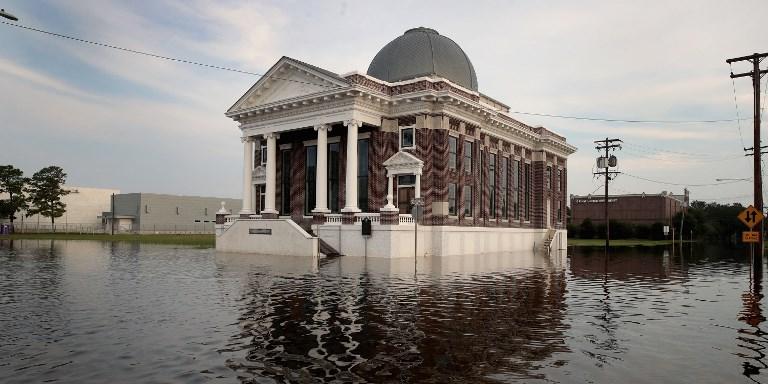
xmin=0 ymin=0 xmax=766 ymax=204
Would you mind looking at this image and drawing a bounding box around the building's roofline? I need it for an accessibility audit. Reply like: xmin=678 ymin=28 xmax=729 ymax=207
xmin=116 ymin=193 xmax=242 ymax=200
xmin=571 ymin=192 xmax=686 ymax=202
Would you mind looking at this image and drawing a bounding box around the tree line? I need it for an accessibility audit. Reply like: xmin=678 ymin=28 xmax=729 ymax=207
xmin=0 ymin=165 xmax=70 ymax=229
xmin=567 ymin=200 xmax=746 ymax=244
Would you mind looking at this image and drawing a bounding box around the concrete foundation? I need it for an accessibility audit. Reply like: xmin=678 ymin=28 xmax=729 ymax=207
xmin=314 ymin=224 xmax=566 ymax=258
xmin=216 ymin=219 xmax=319 ymax=257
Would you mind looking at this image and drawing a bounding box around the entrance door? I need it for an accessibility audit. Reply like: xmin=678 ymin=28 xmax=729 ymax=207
xmin=398 ymin=187 xmax=415 ymax=214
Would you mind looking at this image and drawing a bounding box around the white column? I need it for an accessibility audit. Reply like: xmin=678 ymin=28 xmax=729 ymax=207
xmin=262 ymin=132 xmax=279 ymax=215
xmin=382 ymin=173 xmax=397 ymax=211
xmin=342 ymin=119 xmax=361 ymax=213
xmin=415 ymin=172 xmax=421 ymax=199
xmin=313 ymin=124 xmax=331 ymax=213
xmin=239 ymin=136 xmax=254 ymax=215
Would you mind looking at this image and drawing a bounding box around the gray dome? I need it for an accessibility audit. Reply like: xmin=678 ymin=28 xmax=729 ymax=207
xmin=367 ymin=27 xmax=478 ymax=91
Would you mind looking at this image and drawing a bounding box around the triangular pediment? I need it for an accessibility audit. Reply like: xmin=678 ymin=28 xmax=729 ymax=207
xmin=383 ymin=151 xmax=423 ymax=174
xmin=228 ymin=57 xmax=349 ymax=114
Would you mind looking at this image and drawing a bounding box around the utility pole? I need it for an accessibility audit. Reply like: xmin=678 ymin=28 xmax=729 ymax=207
xmin=727 ymin=52 xmax=768 ymax=267
xmin=594 ymin=138 xmax=622 ymax=248
xmin=110 ymin=193 xmax=115 ymax=236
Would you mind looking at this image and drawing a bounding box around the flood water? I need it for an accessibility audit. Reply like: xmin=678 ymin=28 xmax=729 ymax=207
xmin=0 ymin=239 xmax=765 ymax=383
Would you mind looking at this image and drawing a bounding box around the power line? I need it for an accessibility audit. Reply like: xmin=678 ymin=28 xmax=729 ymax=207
xmin=621 ymin=148 xmax=745 ymax=163
xmin=0 ymin=20 xmax=757 ymax=126
xmin=508 ymin=110 xmax=746 ymax=124
xmin=622 ymin=142 xmax=742 ymax=159
xmin=622 ymin=172 xmax=750 ymax=187
xmin=731 ymin=62 xmax=747 ymax=148
xmin=0 ymin=20 xmax=341 ymax=89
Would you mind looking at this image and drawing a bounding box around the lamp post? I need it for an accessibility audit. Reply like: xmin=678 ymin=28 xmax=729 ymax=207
xmin=0 ymin=9 xmax=18 ymax=21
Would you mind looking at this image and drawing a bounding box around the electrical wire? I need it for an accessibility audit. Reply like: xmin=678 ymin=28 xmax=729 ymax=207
xmin=508 ymin=110 xmax=746 ymax=124
xmin=0 ymin=20 xmax=340 ymax=89
xmin=0 ymin=21 xmax=756 ymax=125
xmin=622 ymin=172 xmax=750 ymax=187
xmin=730 ymin=62 xmax=747 ymax=148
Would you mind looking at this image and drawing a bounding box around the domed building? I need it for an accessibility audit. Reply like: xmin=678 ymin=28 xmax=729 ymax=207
xmin=218 ymin=28 xmax=576 ymax=257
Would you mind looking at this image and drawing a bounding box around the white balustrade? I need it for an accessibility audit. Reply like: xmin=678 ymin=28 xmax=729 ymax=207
xmin=354 ymin=213 xmax=381 ymax=224
xmin=325 ymin=214 xmax=343 ymax=225
xmin=398 ymin=214 xmax=415 ymax=224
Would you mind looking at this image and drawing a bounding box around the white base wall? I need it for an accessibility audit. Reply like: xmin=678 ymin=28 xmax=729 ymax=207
xmin=316 ymin=225 xmax=565 ymax=258
xmin=216 ymin=219 xmax=318 ymax=257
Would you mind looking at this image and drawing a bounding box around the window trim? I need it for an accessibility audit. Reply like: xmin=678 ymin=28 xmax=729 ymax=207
xmin=399 ymin=125 xmax=415 ymax=149
xmin=448 ymin=135 xmax=458 ymax=170
xmin=448 ymin=183 xmax=457 ymax=216
xmin=260 ymin=145 xmax=267 ymax=164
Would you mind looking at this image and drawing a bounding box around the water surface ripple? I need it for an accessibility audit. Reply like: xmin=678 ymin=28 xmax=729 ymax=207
xmin=0 ymin=239 xmax=763 ymax=383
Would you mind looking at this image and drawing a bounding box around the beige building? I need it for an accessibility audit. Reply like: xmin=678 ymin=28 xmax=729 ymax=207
xmin=2 ymin=185 xmax=118 ymax=232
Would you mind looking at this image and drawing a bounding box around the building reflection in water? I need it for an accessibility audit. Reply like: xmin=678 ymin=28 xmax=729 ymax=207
xmin=215 ymin=251 xmax=570 ymax=382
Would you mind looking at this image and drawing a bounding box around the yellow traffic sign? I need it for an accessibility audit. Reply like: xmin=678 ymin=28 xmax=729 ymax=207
xmin=738 ymin=205 xmax=764 ymax=229
xmin=743 ymin=231 xmax=760 ymax=243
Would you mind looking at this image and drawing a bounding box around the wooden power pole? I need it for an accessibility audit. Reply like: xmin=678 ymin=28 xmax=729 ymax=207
xmin=727 ymin=53 xmax=767 ymax=265
xmin=594 ymin=138 xmax=622 ymax=248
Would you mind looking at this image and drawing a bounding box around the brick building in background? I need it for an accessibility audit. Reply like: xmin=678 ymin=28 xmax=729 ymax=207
xmin=218 ymin=27 xmax=577 ymax=257
xmin=570 ymin=190 xmax=689 ymax=226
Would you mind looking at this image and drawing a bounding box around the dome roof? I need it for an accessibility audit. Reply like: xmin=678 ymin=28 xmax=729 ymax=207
xmin=367 ymin=27 xmax=478 ymax=91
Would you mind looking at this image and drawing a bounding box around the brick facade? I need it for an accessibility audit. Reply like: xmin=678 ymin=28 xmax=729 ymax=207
xmin=255 ymin=113 xmax=568 ymax=230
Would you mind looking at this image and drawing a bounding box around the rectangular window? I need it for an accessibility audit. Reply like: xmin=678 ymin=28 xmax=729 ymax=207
xmin=558 ymin=169 xmax=563 ymax=192
xmin=176 ymin=206 xmax=180 ymax=215
xmin=448 ymin=136 xmax=457 ymax=169
xmin=558 ymin=200 xmax=563 ymax=222
xmin=281 ymin=150 xmax=291 ymax=214
xmin=144 ymin=204 xmax=150 ymax=214
xmin=463 ymin=185 xmax=473 ymax=217
xmin=501 ymin=157 xmax=508 ymax=219
xmin=448 ymin=183 xmax=457 ymax=215
xmin=513 ymin=160 xmax=519 ymax=220
xmin=480 ymin=151 xmax=484 ymax=216
xmin=489 ymin=153 xmax=496 ymax=218
xmin=328 ymin=143 xmax=340 ymax=212
xmin=358 ymin=139 xmax=369 ymax=212
xmin=204 ymin=207 xmax=208 ymax=216
xmin=259 ymin=185 xmax=266 ymax=212
xmin=304 ymin=146 xmax=317 ymax=215
xmin=525 ymin=163 xmax=531 ymax=220
xmin=400 ymin=126 xmax=415 ymax=149
xmin=546 ymin=166 xmax=552 ymax=190
xmin=261 ymin=145 xmax=267 ymax=164
xmin=464 ymin=140 xmax=473 ymax=173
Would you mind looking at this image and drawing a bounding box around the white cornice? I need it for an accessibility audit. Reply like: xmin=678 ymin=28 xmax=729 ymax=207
xmin=228 ymin=74 xmax=577 ymax=157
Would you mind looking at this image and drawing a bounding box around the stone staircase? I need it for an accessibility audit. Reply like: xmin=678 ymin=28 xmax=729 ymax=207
xmin=318 ymin=238 xmax=341 ymax=257
xmin=540 ymin=229 xmax=558 ymax=253
xmin=302 ymin=221 xmax=342 ymax=257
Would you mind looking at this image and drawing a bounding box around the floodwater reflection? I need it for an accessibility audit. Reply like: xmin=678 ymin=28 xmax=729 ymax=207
xmin=0 ymin=240 xmax=766 ymax=383
xmin=217 ymin=251 xmax=570 ymax=383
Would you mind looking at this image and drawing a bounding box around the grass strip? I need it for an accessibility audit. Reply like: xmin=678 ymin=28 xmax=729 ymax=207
xmin=2 ymin=233 xmax=215 ymax=247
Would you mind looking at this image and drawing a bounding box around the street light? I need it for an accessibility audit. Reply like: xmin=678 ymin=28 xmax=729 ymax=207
xmin=715 ymin=177 xmax=752 ymax=182
xmin=0 ymin=9 xmax=18 ymax=21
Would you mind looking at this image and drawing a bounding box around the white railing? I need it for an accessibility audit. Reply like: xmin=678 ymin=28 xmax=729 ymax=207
xmin=399 ymin=214 xmax=415 ymax=225
xmin=325 ymin=214 xmax=343 ymax=225
xmin=354 ymin=213 xmax=381 ymax=224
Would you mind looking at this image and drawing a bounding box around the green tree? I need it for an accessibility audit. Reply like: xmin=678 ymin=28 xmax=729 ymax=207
xmin=580 ymin=218 xmax=595 ymax=239
xmin=0 ymin=165 xmax=28 ymax=225
xmin=26 ymin=166 xmax=70 ymax=231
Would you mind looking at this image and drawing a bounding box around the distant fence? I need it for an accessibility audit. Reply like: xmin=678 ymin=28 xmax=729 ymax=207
xmin=5 ymin=222 xmax=216 ymax=235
